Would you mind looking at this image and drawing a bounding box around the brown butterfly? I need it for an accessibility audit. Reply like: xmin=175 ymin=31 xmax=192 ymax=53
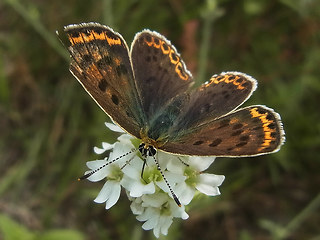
xmin=61 ymin=22 xmax=285 ymax=205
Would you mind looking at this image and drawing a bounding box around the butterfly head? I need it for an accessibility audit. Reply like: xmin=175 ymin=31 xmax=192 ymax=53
xmin=138 ymin=142 xmax=157 ymax=157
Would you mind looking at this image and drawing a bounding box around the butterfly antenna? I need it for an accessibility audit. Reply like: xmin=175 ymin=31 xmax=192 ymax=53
xmin=150 ymin=153 xmax=181 ymax=207
xmin=78 ymin=148 xmax=137 ymax=180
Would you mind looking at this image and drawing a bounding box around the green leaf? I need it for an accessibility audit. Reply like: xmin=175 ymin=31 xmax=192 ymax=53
xmin=39 ymin=229 xmax=85 ymax=240
xmin=0 ymin=214 xmax=35 ymax=240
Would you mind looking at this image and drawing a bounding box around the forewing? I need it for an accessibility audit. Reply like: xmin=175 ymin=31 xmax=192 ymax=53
xmin=160 ymin=106 xmax=285 ymax=157
xmin=64 ymin=23 xmax=145 ymax=138
xmin=130 ymin=30 xmax=193 ymax=121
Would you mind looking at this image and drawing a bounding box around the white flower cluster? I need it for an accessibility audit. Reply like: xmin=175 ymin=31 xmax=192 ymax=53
xmin=84 ymin=122 xmax=225 ymax=238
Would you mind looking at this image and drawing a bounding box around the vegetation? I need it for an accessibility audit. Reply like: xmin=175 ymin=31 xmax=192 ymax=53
xmin=1 ymin=0 xmax=319 ymax=239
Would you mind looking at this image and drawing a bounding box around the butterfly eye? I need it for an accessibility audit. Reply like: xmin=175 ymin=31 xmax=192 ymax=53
xmin=138 ymin=143 xmax=145 ymax=150
xmin=148 ymin=146 xmax=157 ymax=156
xmin=138 ymin=143 xmax=147 ymax=156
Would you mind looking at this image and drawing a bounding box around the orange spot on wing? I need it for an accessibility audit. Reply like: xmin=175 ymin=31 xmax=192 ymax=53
xmin=144 ymin=37 xmax=161 ymax=48
xmin=92 ymin=31 xmax=107 ymax=41
xmin=144 ymin=39 xmax=153 ymax=46
xmin=81 ymin=32 xmax=95 ymax=42
xmin=153 ymin=39 xmax=161 ymax=49
xmin=114 ymin=57 xmax=121 ymax=66
xmin=175 ymin=62 xmax=188 ymax=81
xmin=169 ymin=50 xmax=179 ymax=65
xmin=250 ymin=107 xmax=278 ymax=151
xmin=230 ymin=118 xmax=239 ymax=124
xmin=160 ymin=42 xmax=170 ymax=54
xmin=105 ymin=35 xmax=121 ymax=46
xmin=69 ymin=35 xmax=84 ymax=45
xmin=68 ymin=30 xmax=121 ymax=46
xmin=144 ymin=35 xmax=189 ymax=81
xmin=204 ymin=74 xmax=246 ymax=90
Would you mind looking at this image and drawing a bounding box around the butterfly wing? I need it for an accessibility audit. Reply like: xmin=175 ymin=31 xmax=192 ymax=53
xmin=160 ymin=105 xmax=285 ymax=156
xmin=143 ymin=72 xmax=258 ymax=142
xmin=64 ymin=23 xmax=145 ymax=138
xmin=177 ymin=72 xmax=257 ymax=128
xmin=130 ymin=30 xmax=193 ymax=121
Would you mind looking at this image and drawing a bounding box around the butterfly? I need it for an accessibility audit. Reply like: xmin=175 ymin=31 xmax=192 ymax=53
xmin=61 ymin=23 xmax=285 ymax=205
xmin=62 ymin=22 xmax=284 ymax=158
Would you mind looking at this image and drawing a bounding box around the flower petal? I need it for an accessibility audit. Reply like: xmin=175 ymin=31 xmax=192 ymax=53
xmin=142 ymin=216 xmax=158 ymax=230
xmin=199 ymin=173 xmax=225 ymax=187
xmin=153 ymin=222 xmax=161 ymax=238
xmin=130 ymin=197 xmax=144 ymax=215
xmin=196 ymin=174 xmax=225 ymax=196
xmin=181 ymin=211 xmax=189 ymax=220
xmin=130 ymin=181 xmax=155 ymax=197
xmin=166 ymin=157 xmax=186 ymax=174
xmin=159 ymin=215 xmax=172 ymax=236
xmin=170 ymin=202 xmax=189 ymax=219
xmin=188 ymin=156 xmax=216 ymax=171
xmin=86 ymin=159 xmax=107 ymax=169
xmin=136 ymin=207 xmax=156 ymax=222
xmin=122 ymin=174 xmax=156 ymax=197
xmin=121 ymin=157 xmax=143 ymax=178
xmin=94 ymin=142 xmax=115 ymax=154
xmin=105 ymin=183 xmax=121 ymax=209
xmin=85 ymin=160 xmax=110 ymax=182
xmin=155 ymin=171 xmax=185 ymax=194
xmin=174 ymin=182 xmax=195 ymax=205
xmin=141 ymin=193 xmax=168 ymax=208
xmin=94 ymin=180 xmax=119 ymax=203
xmin=105 ymin=122 xmax=125 ymax=133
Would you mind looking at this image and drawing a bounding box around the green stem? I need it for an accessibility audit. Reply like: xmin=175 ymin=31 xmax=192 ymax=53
xmin=197 ymin=0 xmax=224 ymax=86
xmin=4 ymin=0 xmax=69 ymax=61
xmin=102 ymin=0 xmax=114 ymax=26
xmin=283 ymin=193 xmax=320 ymax=238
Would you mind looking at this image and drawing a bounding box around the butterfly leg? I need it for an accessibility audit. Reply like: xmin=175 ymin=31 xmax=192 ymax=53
xmin=177 ymin=157 xmax=189 ymax=167
xmin=140 ymin=157 xmax=148 ymax=183
xmin=120 ymin=153 xmax=137 ymax=170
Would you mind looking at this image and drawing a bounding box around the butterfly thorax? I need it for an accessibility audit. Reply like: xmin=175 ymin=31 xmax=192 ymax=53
xmin=140 ymin=128 xmax=164 ymax=149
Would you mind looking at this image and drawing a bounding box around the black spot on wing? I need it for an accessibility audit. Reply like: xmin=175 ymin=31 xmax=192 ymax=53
xmin=236 ymin=142 xmax=248 ymax=147
xmin=209 ymin=139 xmax=222 ymax=147
xmin=111 ymin=94 xmax=119 ymax=105
xmin=193 ymin=140 xmax=204 ymax=145
xmin=231 ymin=129 xmax=243 ymax=136
xmin=233 ymin=123 xmax=243 ymax=130
xmin=240 ymin=135 xmax=250 ymax=141
xmin=98 ymin=78 xmax=108 ymax=92
xmin=97 ymin=56 xmax=113 ymax=67
xmin=218 ymin=119 xmax=230 ymax=129
xmin=116 ymin=64 xmax=128 ymax=76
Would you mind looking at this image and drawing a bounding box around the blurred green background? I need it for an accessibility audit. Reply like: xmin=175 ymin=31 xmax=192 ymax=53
xmin=1 ymin=0 xmax=320 ymax=239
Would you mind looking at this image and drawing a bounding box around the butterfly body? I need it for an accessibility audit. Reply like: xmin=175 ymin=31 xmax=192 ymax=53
xmin=63 ymin=22 xmax=285 ymax=158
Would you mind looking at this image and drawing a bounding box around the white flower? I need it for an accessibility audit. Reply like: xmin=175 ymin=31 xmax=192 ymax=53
xmin=130 ymin=192 xmax=189 ymax=238
xmin=166 ymin=155 xmax=225 ymax=205
xmin=121 ymin=158 xmax=156 ymax=197
xmin=82 ymin=122 xmax=225 ymax=238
